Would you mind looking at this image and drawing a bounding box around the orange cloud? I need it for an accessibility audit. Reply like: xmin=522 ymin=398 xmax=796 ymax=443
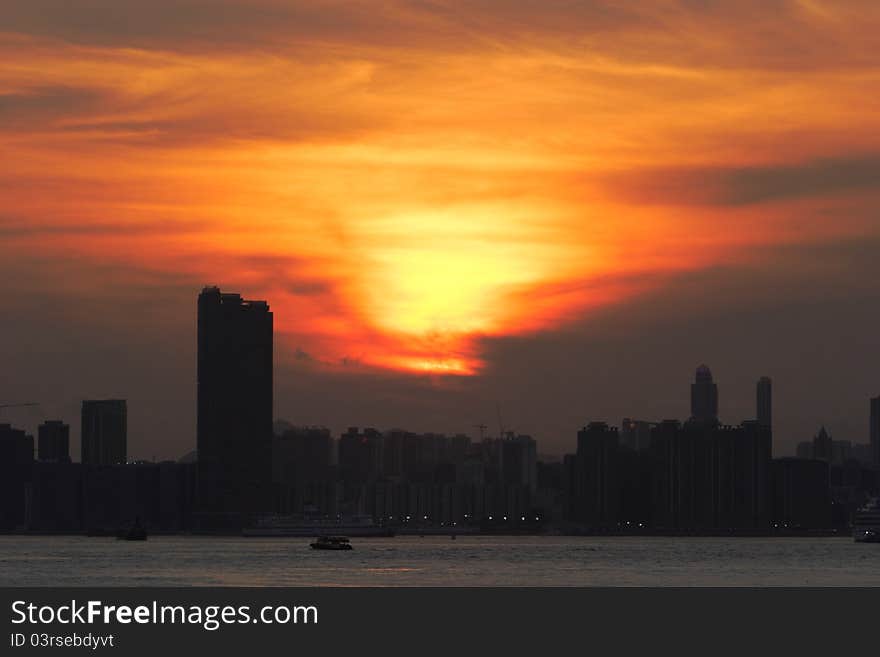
xmin=1 ymin=1 xmax=879 ymax=375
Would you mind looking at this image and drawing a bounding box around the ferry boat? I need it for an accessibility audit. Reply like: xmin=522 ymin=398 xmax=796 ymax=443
xmin=310 ymin=536 xmax=352 ymax=551
xmin=852 ymin=497 xmax=880 ymax=543
xmin=242 ymin=514 xmax=394 ymax=537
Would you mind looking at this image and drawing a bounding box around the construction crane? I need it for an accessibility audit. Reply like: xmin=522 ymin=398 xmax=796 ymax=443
xmin=473 ymin=423 xmax=488 ymax=441
xmin=496 ymin=403 xmax=506 ymax=440
xmin=0 ymin=402 xmax=41 ymax=418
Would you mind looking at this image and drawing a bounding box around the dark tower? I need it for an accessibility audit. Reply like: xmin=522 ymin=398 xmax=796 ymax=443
xmin=38 ymin=420 xmax=70 ymax=462
xmin=812 ymin=426 xmax=832 ymax=462
xmin=197 ymin=286 xmax=273 ymax=521
xmin=81 ymin=400 xmax=127 ymax=465
xmin=690 ymin=365 xmax=718 ymax=424
xmin=757 ymin=376 xmax=772 ymax=429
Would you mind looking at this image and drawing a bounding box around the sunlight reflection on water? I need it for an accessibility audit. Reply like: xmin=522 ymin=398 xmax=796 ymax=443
xmin=1 ymin=535 xmax=879 ymax=586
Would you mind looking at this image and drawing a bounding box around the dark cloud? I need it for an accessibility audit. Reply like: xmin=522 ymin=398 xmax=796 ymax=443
xmin=0 ymin=86 xmax=107 ymax=127
xmin=602 ymin=153 xmax=880 ymax=206
xmin=2 ymin=1 xmax=878 ymax=72
xmin=467 ymin=235 xmax=880 ymax=454
xmin=0 ymin=216 xmax=210 ymax=238
xmin=3 ymin=234 xmax=878 ymax=460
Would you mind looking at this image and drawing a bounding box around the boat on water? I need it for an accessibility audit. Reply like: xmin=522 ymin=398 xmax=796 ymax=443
xmin=243 ymin=514 xmax=394 ymax=537
xmin=852 ymin=497 xmax=880 ymax=543
xmin=310 ymin=536 xmax=352 ymax=550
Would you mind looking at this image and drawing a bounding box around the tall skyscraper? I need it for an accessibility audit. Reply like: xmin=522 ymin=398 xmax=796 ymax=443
xmin=38 ymin=420 xmax=70 ymax=462
xmin=871 ymin=396 xmax=880 ymax=466
xmin=197 ymin=286 xmax=273 ymax=518
xmin=690 ymin=364 xmax=718 ymax=424
xmin=81 ymin=400 xmax=127 ymax=465
xmin=574 ymin=422 xmax=620 ymax=527
xmin=757 ymin=376 xmax=772 ymax=429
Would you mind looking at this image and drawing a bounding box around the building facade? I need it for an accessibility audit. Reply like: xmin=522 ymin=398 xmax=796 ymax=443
xmin=196 ymin=286 xmax=273 ymax=521
xmin=81 ymin=400 xmax=127 ymax=466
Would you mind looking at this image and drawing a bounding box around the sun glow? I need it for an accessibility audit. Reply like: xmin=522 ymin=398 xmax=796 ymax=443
xmin=2 ymin=1 xmax=880 ymax=376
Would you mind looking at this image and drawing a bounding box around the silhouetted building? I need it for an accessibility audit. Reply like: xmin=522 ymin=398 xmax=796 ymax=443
xmin=81 ymin=400 xmax=127 ymax=466
xmin=38 ymin=420 xmax=70 ymax=463
xmin=831 ymin=440 xmax=852 ymax=466
xmin=273 ymin=426 xmax=333 ymax=485
xmin=771 ymin=458 xmax=831 ymax=530
xmin=382 ymin=429 xmax=411 ymax=480
xmin=197 ymin=286 xmax=273 ymax=521
xmin=812 ymin=426 xmax=833 ymax=463
xmin=757 ymin=376 xmax=772 ymax=429
xmin=81 ymin=462 xmax=197 ymax=532
xmin=339 ymin=427 xmax=384 ymax=485
xmin=620 ymin=418 xmax=653 ymax=452
xmin=652 ymin=420 xmax=716 ymax=529
xmin=650 ymin=418 xmax=771 ymax=530
xmin=501 ymin=433 xmax=537 ymax=493
xmin=848 ymin=442 xmax=875 ymax=467
xmin=796 ymin=440 xmax=812 ymax=459
xmin=690 ymin=365 xmax=718 ymax=424
xmin=273 ymin=426 xmax=336 ymax=515
xmin=871 ymin=396 xmax=880 ymax=466
xmin=715 ymin=421 xmax=772 ymax=529
xmin=29 ymin=462 xmax=82 ymax=531
xmin=0 ymin=424 xmax=34 ymax=530
xmin=573 ymin=422 xmax=620 ymax=528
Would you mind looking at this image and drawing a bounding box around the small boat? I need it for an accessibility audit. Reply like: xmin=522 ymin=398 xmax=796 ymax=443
xmin=855 ymin=529 xmax=880 ymax=544
xmin=310 ymin=536 xmax=352 ymax=550
xmin=852 ymin=498 xmax=880 ymax=543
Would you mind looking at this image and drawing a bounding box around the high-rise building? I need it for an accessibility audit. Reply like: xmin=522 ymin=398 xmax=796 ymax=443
xmin=0 ymin=424 xmax=34 ymax=530
xmin=338 ymin=427 xmax=384 ymax=485
xmin=197 ymin=286 xmax=273 ymax=517
xmin=757 ymin=376 xmax=772 ymax=429
xmin=871 ymin=396 xmax=880 ymax=466
xmin=690 ymin=364 xmax=719 ymax=424
xmin=771 ymin=458 xmax=831 ymax=529
xmin=273 ymin=426 xmax=333 ymax=485
xmin=38 ymin=420 xmax=70 ymax=462
xmin=501 ymin=433 xmax=537 ymax=494
xmin=796 ymin=440 xmax=812 ymax=459
xmin=812 ymin=426 xmax=833 ymax=462
xmin=81 ymin=400 xmax=127 ymax=465
xmin=573 ymin=422 xmax=620 ymax=527
xmin=620 ymin=418 xmax=653 ymax=452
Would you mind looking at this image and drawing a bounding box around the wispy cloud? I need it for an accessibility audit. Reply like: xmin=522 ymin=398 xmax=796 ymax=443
xmin=1 ymin=1 xmax=879 ymax=375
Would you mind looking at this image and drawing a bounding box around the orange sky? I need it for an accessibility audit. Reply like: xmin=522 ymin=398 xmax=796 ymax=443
xmin=2 ymin=0 xmax=879 ymax=376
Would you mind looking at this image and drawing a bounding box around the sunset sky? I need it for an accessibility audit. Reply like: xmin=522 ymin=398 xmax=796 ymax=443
xmin=2 ymin=0 xmax=879 ymax=459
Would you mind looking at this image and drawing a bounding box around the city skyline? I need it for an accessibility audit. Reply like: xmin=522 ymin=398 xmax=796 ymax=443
xmin=2 ymin=287 xmax=878 ymax=464
xmin=1 ymin=286 xmax=877 ymax=537
xmin=2 ymin=1 xmax=880 ymax=460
